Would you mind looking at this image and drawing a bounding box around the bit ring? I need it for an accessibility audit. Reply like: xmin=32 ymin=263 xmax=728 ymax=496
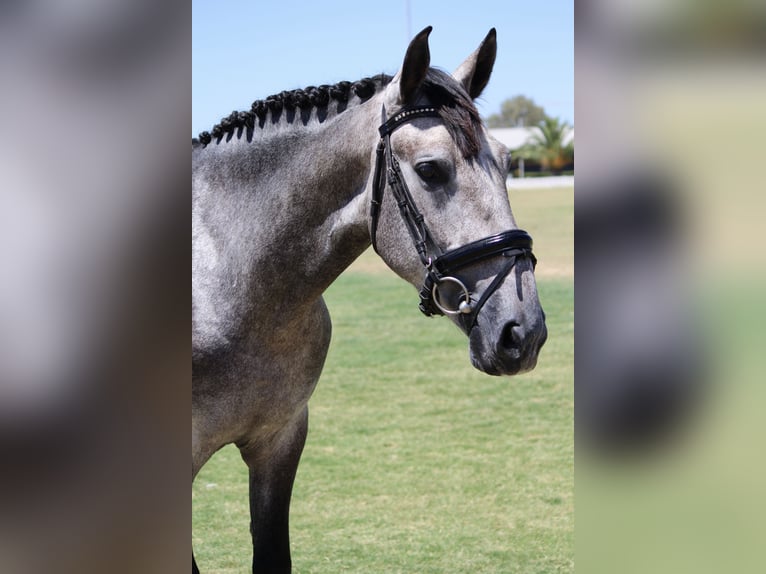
xmin=431 ymin=276 xmax=473 ymax=315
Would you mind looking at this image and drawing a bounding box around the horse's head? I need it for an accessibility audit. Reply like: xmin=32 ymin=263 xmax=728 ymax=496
xmin=369 ymin=27 xmax=547 ymax=376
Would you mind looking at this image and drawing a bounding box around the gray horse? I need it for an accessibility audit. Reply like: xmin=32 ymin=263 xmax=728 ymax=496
xmin=192 ymin=27 xmax=547 ymax=573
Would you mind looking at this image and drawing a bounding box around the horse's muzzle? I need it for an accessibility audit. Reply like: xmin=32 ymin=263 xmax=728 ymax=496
xmin=469 ymin=315 xmax=547 ymax=376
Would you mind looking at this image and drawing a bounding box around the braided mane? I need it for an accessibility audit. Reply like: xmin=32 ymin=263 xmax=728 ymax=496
xmin=193 ymin=74 xmax=392 ymax=147
xmin=194 ymin=69 xmax=483 ymax=158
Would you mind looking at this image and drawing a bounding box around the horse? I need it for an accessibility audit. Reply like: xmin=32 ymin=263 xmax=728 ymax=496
xmin=192 ymin=27 xmax=547 ymax=573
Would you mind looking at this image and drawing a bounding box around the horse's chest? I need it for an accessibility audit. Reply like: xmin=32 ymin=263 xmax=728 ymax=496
xmin=193 ymin=299 xmax=332 ymax=439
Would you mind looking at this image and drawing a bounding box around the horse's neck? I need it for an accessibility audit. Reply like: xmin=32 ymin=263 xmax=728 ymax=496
xmin=193 ymin=101 xmax=379 ymax=331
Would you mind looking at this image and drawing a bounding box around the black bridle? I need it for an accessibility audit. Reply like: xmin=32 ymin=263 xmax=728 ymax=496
xmin=370 ymin=105 xmax=537 ymax=329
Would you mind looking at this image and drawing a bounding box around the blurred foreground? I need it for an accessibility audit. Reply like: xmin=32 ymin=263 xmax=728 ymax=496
xmin=0 ymin=2 xmax=189 ymax=572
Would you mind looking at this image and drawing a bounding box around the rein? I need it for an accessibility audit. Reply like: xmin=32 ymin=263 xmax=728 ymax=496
xmin=370 ymin=105 xmax=537 ymax=329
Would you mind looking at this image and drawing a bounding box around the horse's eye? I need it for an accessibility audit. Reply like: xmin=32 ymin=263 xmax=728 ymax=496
xmin=415 ymin=162 xmax=443 ymax=183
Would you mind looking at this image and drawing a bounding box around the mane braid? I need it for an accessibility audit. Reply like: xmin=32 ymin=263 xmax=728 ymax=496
xmin=192 ymin=68 xmax=484 ymax=159
xmin=193 ymin=74 xmax=393 ymax=146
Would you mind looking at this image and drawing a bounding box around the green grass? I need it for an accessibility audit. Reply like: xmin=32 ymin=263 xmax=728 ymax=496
xmin=193 ymin=188 xmax=573 ymax=573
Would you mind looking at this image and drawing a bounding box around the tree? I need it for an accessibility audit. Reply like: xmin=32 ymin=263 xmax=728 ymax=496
xmin=486 ymin=95 xmax=548 ymax=128
xmin=514 ymin=117 xmax=574 ymax=174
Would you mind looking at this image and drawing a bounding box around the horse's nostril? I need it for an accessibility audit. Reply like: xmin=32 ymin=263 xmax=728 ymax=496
xmin=500 ymin=321 xmax=522 ymax=350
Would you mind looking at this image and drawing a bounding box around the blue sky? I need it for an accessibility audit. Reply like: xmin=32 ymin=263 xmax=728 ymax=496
xmin=193 ymin=0 xmax=573 ymax=136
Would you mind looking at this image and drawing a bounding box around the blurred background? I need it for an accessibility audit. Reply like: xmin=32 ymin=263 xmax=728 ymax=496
xmin=576 ymin=0 xmax=766 ymax=572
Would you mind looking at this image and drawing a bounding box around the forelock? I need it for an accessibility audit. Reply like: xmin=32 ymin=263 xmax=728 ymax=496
xmin=421 ymin=68 xmax=484 ymax=158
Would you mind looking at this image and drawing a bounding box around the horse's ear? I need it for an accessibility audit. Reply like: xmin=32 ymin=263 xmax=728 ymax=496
xmin=453 ymin=28 xmax=497 ymax=100
xmin=396 ymin=26 xmax=432 ymax=105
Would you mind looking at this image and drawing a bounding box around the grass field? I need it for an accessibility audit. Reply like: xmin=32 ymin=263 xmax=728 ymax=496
xmin=193 ymin=187 xmax=573 ymax=573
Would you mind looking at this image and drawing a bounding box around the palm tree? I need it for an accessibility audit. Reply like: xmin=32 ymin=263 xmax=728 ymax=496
xmin=514 ymin=117 xmax=574 ymax=175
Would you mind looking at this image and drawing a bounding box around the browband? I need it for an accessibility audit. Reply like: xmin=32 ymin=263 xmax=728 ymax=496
xmin=378 ymin=106 xmax=440 ymax=137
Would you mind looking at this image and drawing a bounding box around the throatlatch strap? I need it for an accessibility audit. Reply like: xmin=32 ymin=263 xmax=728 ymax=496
xmin=369 ymin=140 xmax=386 ymax=254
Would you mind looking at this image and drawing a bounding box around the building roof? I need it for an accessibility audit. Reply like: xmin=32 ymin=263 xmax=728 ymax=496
xmin=489 ymin=126 xmax=574 ymax=150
